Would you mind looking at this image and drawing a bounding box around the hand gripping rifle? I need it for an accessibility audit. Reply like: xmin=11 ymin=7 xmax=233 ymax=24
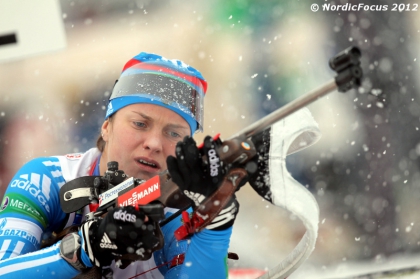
xmin=58 ymin=46 xmax=363 ymax=278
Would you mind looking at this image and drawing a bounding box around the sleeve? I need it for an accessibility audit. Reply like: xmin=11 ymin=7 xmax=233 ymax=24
xmin=0 ymin=157 xmax=79 ymax=278
xmin=154 ymin=208 xmax=232 ymax=279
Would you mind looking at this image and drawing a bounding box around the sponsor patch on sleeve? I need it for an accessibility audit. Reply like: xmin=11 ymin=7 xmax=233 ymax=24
xmin=0 ymin=217 xmax=43 ymax=249
xmin=0 ymin=194 xmax=48 ymax=228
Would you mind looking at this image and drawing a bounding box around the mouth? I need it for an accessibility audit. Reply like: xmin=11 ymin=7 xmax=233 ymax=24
xmin=136 ymin=158 xmax=160 ymax=171
xmin=138 ymin=159 xmax=157 ymax=168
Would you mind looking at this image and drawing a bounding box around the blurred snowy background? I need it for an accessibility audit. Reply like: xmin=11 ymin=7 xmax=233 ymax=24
xmin=1 ymin=0 xmax=420 ymax=278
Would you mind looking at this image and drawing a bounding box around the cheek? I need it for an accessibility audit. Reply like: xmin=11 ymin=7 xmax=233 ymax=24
xmin=108 ymin=131 xmax=136 ymax=154
xmin=112 ymin=125 xmax=135 ymax=142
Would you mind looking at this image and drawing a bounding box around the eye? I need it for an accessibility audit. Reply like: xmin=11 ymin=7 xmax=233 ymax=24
xmin=133 ymin=121 xmax=146 ymax=128
xmin=168 ymin=130 xmax=181 ymax=138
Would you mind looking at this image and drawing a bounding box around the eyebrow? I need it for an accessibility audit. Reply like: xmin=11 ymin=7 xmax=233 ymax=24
xmin=133 ymin=111 xmax=190 ymax=131
xmin=135 ymin=111 xmax=152 ymax=121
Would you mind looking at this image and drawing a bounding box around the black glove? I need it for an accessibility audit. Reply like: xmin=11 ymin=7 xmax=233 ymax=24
xmin=167 ymin=135 xmax=239 ymax=230
xmin=80 ymin=206 xmax=162 ymax=267
xmin=246 ymin=128 xmax=273 ymax=203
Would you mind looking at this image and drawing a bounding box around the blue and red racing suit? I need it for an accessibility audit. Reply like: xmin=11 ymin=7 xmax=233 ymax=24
xmin=0 ymin=148 xmax=232 ymax=278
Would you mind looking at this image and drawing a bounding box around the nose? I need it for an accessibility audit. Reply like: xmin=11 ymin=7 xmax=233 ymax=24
xmin=142 ymin=130 xmax=163 ymax=153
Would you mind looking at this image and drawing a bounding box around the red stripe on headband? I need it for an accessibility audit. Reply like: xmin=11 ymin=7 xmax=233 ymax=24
xmin=122 ymin=58 xmax=142 ymax=72
xmin=122 ymin=60 xmax=207 ymax=94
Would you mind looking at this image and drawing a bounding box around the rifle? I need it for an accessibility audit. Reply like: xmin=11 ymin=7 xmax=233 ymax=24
xmin=57 ymin=46 xmax=363 ymax=278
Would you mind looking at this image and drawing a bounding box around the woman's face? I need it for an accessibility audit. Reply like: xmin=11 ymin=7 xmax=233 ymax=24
xmin=101 ymin=103 xmax=191 ymax=180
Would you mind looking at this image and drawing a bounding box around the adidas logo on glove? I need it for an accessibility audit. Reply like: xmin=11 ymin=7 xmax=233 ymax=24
xmin=208 ymin=148 xmax=220 ymax=177
xmin=113 ymin=209 xmax=136 ymax=223
xmin=183 ymin=190 xmax=206 ymax=207
xmin=100 ymin=233 xmax=118 ymax=250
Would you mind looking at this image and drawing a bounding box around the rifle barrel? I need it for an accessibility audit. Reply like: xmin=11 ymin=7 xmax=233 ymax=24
xmin=228 ymin=79 xmax=337 ymax=139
